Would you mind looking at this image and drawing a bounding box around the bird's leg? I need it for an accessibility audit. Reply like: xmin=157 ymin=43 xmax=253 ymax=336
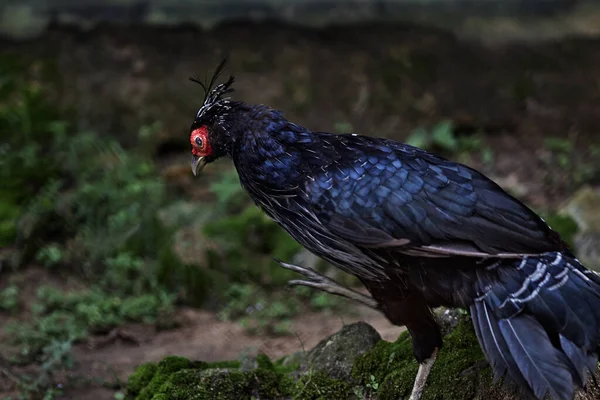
xmin=275 ymin=259 xmax=379 ymax=310
xmin=409 ymin=348 xmax=438 ymax=400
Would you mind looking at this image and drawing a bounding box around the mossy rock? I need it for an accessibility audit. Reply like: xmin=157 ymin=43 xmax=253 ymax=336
xmin=352 ymin=318 xmax=504 ymax=400
xmin=559 ymin=186 xmax=600 ymax=271
xmin=294 ymin=371 xmax=353 ymax=400
xmin=298 ymin=321 xmax=381 ymax=381
xmin=126 ymin=316 xmax=600 ymax=400
xmin=126 ymin=354 xmax=293 ymax=400
xmin=129 ymin=356 xmax=207 ymax=400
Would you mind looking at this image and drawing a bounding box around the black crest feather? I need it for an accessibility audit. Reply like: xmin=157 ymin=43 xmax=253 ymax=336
xmin=190 ymin=59 xmax=235 ymax=119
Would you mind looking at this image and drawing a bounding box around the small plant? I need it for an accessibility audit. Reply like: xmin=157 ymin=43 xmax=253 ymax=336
xmin=353 ymin=386 xmax=366 ymax=399
xmin=406 ymin=120 xmax=494 ymax=166
xmin=406 ymin=121 xmax=456 ymax=152
xmin=365 ymin=374 xmax=380 ymax=392
xmin=36 ymin=244 xmax=64 ymax=268
xmin=0 ymin=284 xmax=19 ymax=312
xmin=543 ymin=136 xmax=600 ymax=187
xmin=544 ymin=137 xmax=573 ymax=169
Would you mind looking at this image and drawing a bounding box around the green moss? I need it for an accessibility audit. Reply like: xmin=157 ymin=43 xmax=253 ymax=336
xmin=253 ymin=368 xmax=294 ymax=399
xmin=274 ymin=352 xmax=304 ymax=374
xmin=419 ymin=318 xmax=493 ymax=400
xmin=542 ymin=213 xmax=578 ymax=248
xmin=126 ymin=319 xmax=497 ymax=400
xmin=353 ymin=318 xmax=495 ymax=400
xmin=152 ymin=367 xmax=293 ymax=400
xmin=149 ymin=395 xmax=169 ymax=400
xmin=128 ymin=354 xmax=294 ymax=400
xmin=294 ymin=371 xmax=352 ymax=400
xmin=206 ymin=360 xmax=241 ymax=369
xmin=255 ymin=353 xmax=274 ymax=370
xmin=352 ymin=330 xmax=415 ymax=385
xmin=155 ymin=368 xmax=251 ymax=400
xmin=126 ymin=362 xmax=158 ymax=398
xmin=136 ymin=356 xmax=197 ymax=400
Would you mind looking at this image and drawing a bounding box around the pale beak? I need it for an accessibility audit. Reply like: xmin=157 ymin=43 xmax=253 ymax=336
xmin=191 ymin=155 xmax=207 ymax=176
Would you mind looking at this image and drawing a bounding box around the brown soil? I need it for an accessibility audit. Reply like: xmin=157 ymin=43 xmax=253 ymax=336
xmin=0 ymin=270 xmax=401 ymax=400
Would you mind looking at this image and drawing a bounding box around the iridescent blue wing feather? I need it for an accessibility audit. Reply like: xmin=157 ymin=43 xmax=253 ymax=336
xmin=301 ymin=133 xmax=562 ymax=258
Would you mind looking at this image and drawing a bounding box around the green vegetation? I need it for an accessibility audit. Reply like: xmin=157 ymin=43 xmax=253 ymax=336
xmin=124 ymin=317 xmax=511 ymax=400
xmin=1 ymin=44 xmax=596 ymax=400
xmin=125 ymin=353 xmax=295 ymax=400
xmin=352 ymin=319 xmax=498 ymax=399
xmin=405 ymin=120 xmax=494 ymax=167
xmin=0 ymin=55 xmax=342 ymax=399
xmin=543 ymin=137 xmax=600 ymax=188
xmin=0 ymin=57 xmax=194 ymax=399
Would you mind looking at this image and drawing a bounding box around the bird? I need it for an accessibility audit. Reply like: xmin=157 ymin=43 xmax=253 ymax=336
xmin=187 ymin=60 xmax=600 ymax=400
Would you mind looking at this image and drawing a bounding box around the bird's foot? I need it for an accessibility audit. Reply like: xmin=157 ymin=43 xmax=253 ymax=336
xmin=409 ymin=348 xmax=439 ymax=400
xmin=275 ymin=259 xmax=379 ymax=310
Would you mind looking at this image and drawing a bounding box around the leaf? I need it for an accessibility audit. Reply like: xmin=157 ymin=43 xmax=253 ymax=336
xmin=406 ymin=127 xmax=429 ymax=149
xmin=431 ymin=121 xmax=457 ymax=151
xmin=544 ymin=137 xmax=573 ymax=153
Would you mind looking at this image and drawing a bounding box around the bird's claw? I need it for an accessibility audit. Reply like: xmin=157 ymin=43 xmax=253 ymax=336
xmin=275 ymin=259 xmax=379 ymax=309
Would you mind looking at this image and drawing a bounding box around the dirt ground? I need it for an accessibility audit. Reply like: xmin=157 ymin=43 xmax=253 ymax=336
xmin=1 ymin=22 xmax=600 ymax=399
xmin=0 ymin=267 xmax=402 ymax=399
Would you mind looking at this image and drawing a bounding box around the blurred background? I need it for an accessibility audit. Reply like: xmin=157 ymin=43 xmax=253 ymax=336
xmin=1 ymin=0 xmax=599 ymax=399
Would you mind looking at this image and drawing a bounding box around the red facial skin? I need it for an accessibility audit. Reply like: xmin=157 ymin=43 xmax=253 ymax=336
xmin=190 ymin=126 xmax=212 ymax=157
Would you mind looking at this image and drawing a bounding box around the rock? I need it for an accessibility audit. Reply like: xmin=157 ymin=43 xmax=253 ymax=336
xmin=239 ymin=354 xmax=258 ymax=372
xmin=434 ymin=307 xmax=464 ymax=335
xmin=298 ymin=321 xmax=381 ymax=381
xmin=155 ymin=368 xmax=253 ymax=400
xmin=561 ymin=186 xmax=600 ymax=232
xmin=560 ymin=186 xmax=600 ymax=271
xmin=126 ymin=317 xmax=600 ymax=400
xmin=126 ymin=356 xmax=292 ymax=400
xmin=575 ymin=232 xmax=600 ymax=272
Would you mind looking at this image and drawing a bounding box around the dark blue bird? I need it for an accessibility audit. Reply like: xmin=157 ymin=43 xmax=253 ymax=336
xmin=188 ymin=61 xmax=600 ymax=400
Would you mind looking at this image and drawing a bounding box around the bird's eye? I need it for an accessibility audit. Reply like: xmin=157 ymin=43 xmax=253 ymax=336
xmin=195 ymin=137 xmax=204 ymax=148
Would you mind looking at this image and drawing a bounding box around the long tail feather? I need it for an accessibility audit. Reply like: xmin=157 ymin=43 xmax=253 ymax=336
xmin=472 ymin=252 xmax=600 ymax=400
xmin=471 ymin=301 xmax=530 ymax=389
xmin=498 ymin=315 xmax=573 ymax=399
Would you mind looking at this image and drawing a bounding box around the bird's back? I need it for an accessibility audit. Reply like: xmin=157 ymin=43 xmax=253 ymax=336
xmin=295 ymin=132 xmax=564 ymax=255
xmin=233 ymin=123 xmax=600 ymax=400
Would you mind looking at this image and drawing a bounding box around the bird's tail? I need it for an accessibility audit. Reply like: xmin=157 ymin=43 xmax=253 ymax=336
xmin=470 ymin=252 xmax=600 ymax=400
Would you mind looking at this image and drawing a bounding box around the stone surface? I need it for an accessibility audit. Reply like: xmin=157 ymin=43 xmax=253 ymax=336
xmin=125 ymin=316 xmax=600 ymax=399
xmin=435 ymin=307 xmax=464 ymax=335
xmin=561 ymin=186 xmax=600 ymax=271
xmin=298 ymin=321 xmax=381 ymax=381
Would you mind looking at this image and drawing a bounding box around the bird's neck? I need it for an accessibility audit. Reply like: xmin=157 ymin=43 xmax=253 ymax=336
xmin=231 ymin=107 xmax=314 ymax=190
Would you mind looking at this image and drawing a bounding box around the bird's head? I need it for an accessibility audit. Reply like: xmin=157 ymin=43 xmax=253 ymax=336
xmin=188 ymin=60 xmax=240 ymax=176
xmin=189 ymin=60 xmax=306 ymax=180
